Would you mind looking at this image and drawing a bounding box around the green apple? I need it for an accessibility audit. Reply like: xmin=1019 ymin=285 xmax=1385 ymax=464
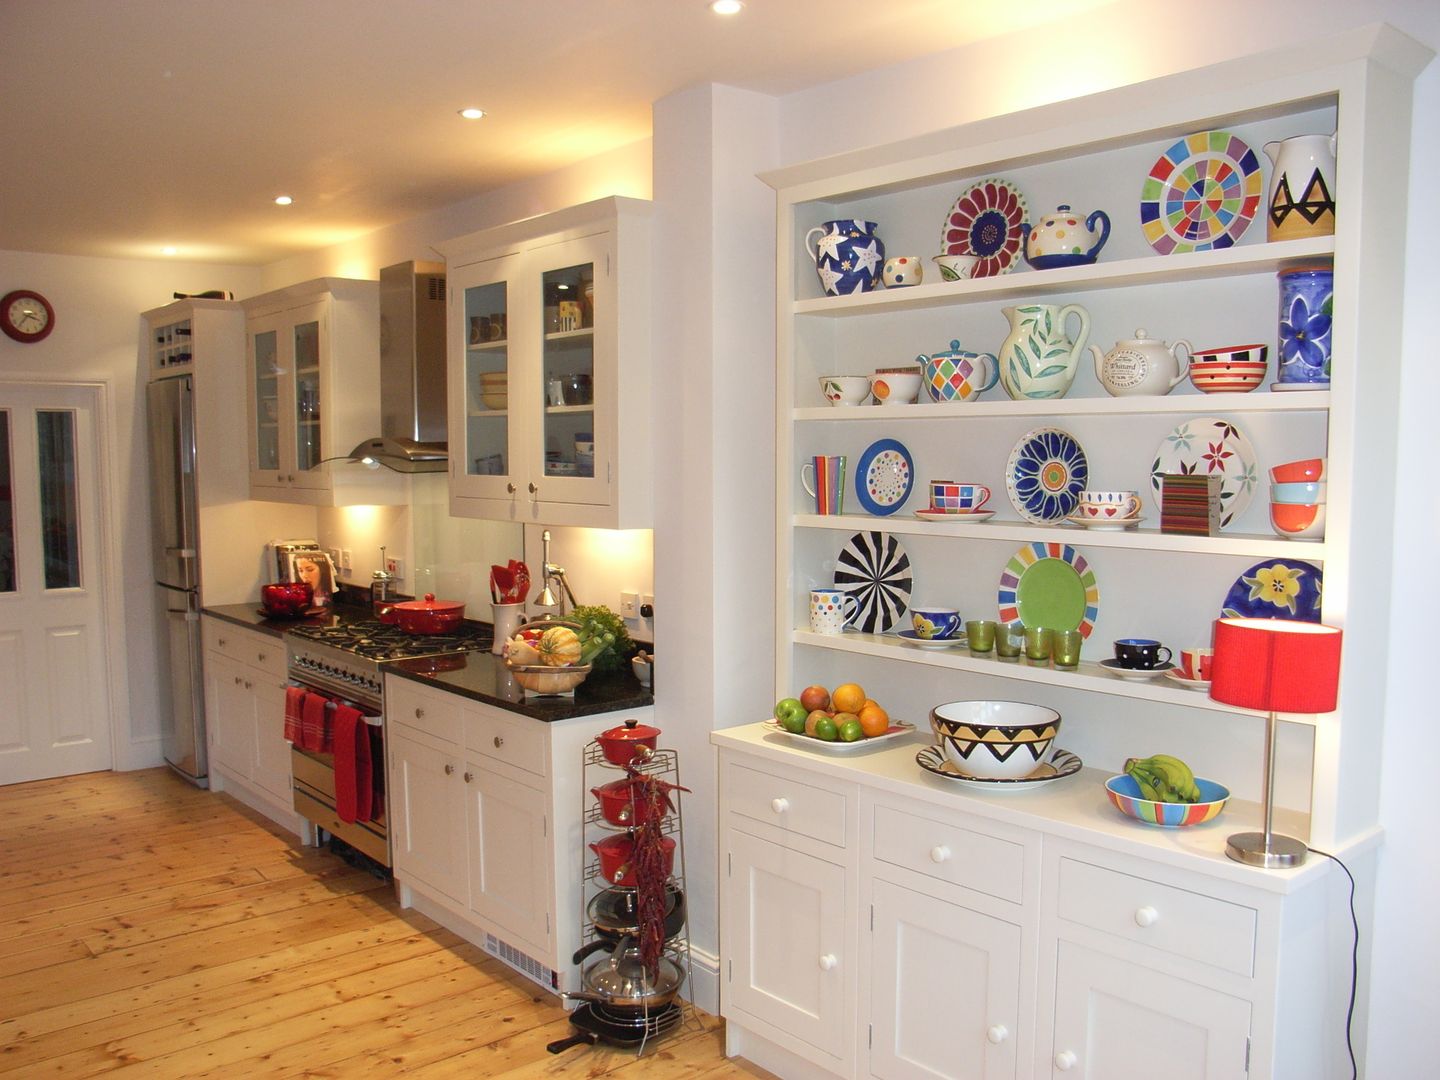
xmin=774 ymin=697 xmax=807 ymax=733
xmin=813 ymin=716 xmax=839 ymax=741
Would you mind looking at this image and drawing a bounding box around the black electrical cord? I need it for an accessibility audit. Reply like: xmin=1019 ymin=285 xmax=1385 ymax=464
xmin=1308 ymin=847 xmax=1358 ymax=1080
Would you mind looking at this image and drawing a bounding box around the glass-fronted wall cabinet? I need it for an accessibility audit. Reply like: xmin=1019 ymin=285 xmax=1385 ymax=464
xmin=442 ymin=198 xmax=652 ymax=528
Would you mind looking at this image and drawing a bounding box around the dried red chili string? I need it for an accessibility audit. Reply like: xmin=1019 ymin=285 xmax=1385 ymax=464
xmin=623 ymin=766 xmax=688 ymax=980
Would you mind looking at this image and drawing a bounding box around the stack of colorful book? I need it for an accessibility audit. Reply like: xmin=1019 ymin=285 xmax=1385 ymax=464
xmin=1159 ymin=474 xmax=1221 ymax=536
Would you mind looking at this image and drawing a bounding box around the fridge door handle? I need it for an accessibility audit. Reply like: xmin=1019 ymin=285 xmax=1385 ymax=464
xmin=164 ymin=546 xmax=198 ymax=557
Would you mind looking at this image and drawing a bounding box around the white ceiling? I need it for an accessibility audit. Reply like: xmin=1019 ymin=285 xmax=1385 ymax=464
xmin=1 ymin=0 xmax=1114 ymax=266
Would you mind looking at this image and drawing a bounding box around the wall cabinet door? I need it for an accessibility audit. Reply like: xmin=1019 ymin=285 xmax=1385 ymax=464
xmin=388 ymin=727 xmax=468 ymax=906
xmin=725 ymin=827 xmax=849 ymax=1061
xmin=246 ymin=313 xmax=287 ymax=492
xmin=1048 ymin=940 xmax=1250 ymax=1079
xmin=869 ymin=879 xmax=1021 ymax=1080
xmin=466 ymin=761 xmax=550 ymax=950
xmin=451 ymin=250 xmax=523 ymax=503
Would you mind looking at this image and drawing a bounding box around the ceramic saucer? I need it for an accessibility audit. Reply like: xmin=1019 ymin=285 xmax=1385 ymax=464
xmin=1064 ymin=512 xmax=1143 ymax=532
xmin=915 ymin=745 xmax=1082 ymax=789
xmin=1163 ymin=669 xmax=1213 ymax=693
xmin=895 ymin=628 xmax=967 ymax=649
xmin=915 ymin=508 xmax=995 ymax=523
xmin=1098 ymin=658 xmax=1175 ymax=681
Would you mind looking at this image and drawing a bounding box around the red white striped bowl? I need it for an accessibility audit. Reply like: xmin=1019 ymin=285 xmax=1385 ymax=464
xmin=1189 ymin=345 xmax=1268 ymax=394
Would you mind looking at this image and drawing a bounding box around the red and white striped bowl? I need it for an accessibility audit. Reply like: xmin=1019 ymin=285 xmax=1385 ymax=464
xmin=1189 ymin=345 xmax=1268 ymax=394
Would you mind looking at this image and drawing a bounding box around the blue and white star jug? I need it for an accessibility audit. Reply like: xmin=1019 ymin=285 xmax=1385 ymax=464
xmin=804 ymin=220 xmax=886 ymax=296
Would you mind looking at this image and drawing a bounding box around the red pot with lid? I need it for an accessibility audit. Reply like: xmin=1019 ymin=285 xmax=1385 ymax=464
xmin=596 ymin=719 xmax=661 ymax=766
xmin=391 ymin=593 xmax=465 ymax=634
xmin=590 ymin=778 xmax=668 ymax=828
xmin=260 ymin=580 xmax=313 ymax=618
xmin=588 ymin=832 xmax=676 ymax=887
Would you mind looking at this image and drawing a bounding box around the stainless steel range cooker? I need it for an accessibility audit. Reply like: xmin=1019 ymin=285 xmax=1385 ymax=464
xmin=286 ymin=617 xmax=491 ymax=866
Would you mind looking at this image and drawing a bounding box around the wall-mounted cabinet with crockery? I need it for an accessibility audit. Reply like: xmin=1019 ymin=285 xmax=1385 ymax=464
xmin=438 ymin=197 xmax=652 ymax=528
xmin=243 ymin=277 xmax=408 ymax=506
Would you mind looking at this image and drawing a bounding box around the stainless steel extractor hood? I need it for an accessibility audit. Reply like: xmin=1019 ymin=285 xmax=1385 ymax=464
xmin=347 ymin=260 xmax=448 ymax=473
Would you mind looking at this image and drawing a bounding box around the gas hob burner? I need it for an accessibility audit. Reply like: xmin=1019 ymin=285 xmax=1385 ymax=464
xmin=287 ymin=618 xmax=492 ymax=661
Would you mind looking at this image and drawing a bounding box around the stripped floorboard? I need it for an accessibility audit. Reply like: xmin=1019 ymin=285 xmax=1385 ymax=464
xmin=0 ymin=769 xmax=769 ymax=1078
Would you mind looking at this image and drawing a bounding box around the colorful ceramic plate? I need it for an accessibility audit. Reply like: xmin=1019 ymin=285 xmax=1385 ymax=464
xmin=834 ymin=531 xmax=913 ymax=634
xmin=1006 ymin=427 xmax=1089 ymax=523
xmin=763 ymin=719 xmax=916 ymax=752
xmin=1220 ymin=558 xmax=1324 ymax=622
xmin=941 ymin=178 xmax=1028 ymax=278
xmin=1163 ymin=669 xmax=1213 ymax=693
xmin=895 ymin=629 xmax=967 ymax=649
xmin=1098 ymin=658 xmax=1176 ymax=681
xmin=1149 ymin=417 xmax=1258 ymax=529
xmin=855 ymin=438 xmax=914 ymax=516
xmin=997 ymin=541 xmax=1100 ymax=638
xmin=916 ymin=744 xmax=1082 ymax=789
xmin=1139 ymin=130 xmax=1262 ymax=254
xmin=1063 ymin=513 xmax=1143 ymax=531
xmin=915 ymin=508 xmax=995 ymax=523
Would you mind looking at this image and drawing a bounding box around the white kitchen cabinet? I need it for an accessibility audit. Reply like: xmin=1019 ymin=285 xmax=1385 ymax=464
xmin=242 ymin=277 xmax=406 ymax=506
xmin=201 ymin=617 xmax=297 ymax=826
xmin=384 ymin=673 xmax=649 ymax=991
xmin=439 ymin=197 xmax=652 ymax=528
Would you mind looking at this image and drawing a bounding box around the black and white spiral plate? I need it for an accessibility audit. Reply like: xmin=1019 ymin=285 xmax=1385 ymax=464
xmin=833 ymin=531 xmax=912 ymax=634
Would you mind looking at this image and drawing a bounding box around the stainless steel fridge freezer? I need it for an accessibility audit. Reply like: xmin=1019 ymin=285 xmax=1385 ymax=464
xmin=147 ymin=375 xmax=208 ymax=786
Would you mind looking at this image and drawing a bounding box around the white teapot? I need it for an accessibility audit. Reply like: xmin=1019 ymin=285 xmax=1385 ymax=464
xmin=1090 ymin=329 xmax=1192 ymax=397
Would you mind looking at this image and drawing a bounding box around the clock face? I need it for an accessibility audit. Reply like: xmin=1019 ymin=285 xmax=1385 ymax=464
xmin=1 ymin=290 xmax=54 ymax=343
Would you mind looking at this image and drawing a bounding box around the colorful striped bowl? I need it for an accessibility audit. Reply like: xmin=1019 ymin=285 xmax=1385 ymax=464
xmin=1104 ymin=774 xmax=1230 ymax=827
xmin=1189 ymin=345 xmax=1268 ymax=394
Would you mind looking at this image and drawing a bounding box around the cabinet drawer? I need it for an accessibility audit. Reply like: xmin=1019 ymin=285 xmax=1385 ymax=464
xmin=1057 ymin=857 xmax=1257 ymax=977
xmin=204 ymin=622 xmax=283 ymax=674
xmin=465 ymin=709 xmax=546 ymax=778
xmin=387 ymin=682 xmax=463 ymax=746
xmin=871 ymin=804 xmax=1025 ymax=905
xmin=725 ymin=761 xmax=846 ymax=848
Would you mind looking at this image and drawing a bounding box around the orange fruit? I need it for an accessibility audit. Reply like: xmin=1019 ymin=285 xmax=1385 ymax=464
xmin=831 ymin=683 xmax=866 ymax=714
xmin=858 ymin=703 xmax=889 ymax=737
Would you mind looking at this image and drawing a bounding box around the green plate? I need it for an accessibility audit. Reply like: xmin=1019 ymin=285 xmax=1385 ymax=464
xmin=996 ymin=542 xmax=1099 ymax=636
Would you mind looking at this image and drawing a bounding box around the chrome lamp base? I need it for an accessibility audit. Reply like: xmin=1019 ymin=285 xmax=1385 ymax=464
xmin=1225 ymin=830 xmax=1308 ymax=868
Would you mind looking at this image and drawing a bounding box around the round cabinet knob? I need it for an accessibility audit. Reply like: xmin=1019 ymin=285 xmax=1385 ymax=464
xmin=929 ymin=845 xmax=951 ymax=864
xmin=987 ymin=1025 xmax=1009 ymax=1045
xmin=257 ymin=652 xmax=266 ymax=662
xmin=1134 ymin=905 xmax=1159 ymax=928
xmin=463 ymin=771 xmax=473 ymax=783
xmin=771 ymin=797 xmax=789 ymax=814
xmin=818 ymin=954 xmax=837 ymax=971
xmin=506 ymin=483 xmax=517 ymax=495
xmin=493 ymin=736 xmax=503 ymax=749
xmin=218 ymin=637 xmax=227 ymax=647
xmin=528 ymin=482 xmax=539 ymax=496
xmin=1055 ymin=1050 xmax=1078 ymax=1071
xmin=444 ymin=763 xmax=455 ymax=776
xmin=414 ymin=708 xmax=424 ymax=719
xmin=233 ymin=676 xmax=242 ymax=686
xmin=244 ymin=680 xmax=252 ymax=690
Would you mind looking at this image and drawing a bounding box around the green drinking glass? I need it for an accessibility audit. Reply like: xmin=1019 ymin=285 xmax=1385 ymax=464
xmin=966 ymin=619 xmax=996 ymax=655
xmin=1053 ymin=628 xmax=1083 ymax=669
xmin=1024 ymin=625 xmax=1053 ymax=663
xmin=995 ymin=621 xmax=1024 ymax=660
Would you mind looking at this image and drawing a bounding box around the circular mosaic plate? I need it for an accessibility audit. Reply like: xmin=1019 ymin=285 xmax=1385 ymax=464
xmin=997 ymin=541 xmax=1100 ymax=638
xmin=834 ymin=531 xmax=912 ymax=634
xmin=1139 ymin=130 xmax=1262 ymax=254
xmin=941 ymin=178 xmax=1028 ymax=278
xmin=1006 ymin=427 xmax=1088 ymax=523
xmin=855 ymin=438 xmax=914 ymax=517
xmin=1149 ymin=416 xmax=1258 ymax=529
xmin=1220 ymin=558 xmax=1323 ymax=622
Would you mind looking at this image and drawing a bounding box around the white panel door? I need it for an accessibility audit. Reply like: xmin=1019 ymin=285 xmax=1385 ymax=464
xmin=0 ymin=384 xmax=113 ymax=785
xmin=466 ymin=761 xmax=549 ymax=951
xmin=870 ymin=879 xmax=1021 ymax=1080
xmin=1049 ymin=940 xmax=1251 ymax=1079
xmin=204 ymin=651 xmax=256 ymax=779
xmin=388 ymin=728 xmax=467 ymax=906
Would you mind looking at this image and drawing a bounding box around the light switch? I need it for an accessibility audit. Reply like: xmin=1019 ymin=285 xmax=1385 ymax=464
xmin=620 ymin=591 xmax=639 ymax=618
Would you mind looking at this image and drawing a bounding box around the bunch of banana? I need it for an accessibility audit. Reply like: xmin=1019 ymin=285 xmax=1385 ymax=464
xmin=1124 ymin=754 xmax=1201 ymax=804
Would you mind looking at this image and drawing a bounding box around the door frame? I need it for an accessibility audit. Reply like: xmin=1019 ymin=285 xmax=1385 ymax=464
xmin=0 ymin=372 xmax=129 ymax=775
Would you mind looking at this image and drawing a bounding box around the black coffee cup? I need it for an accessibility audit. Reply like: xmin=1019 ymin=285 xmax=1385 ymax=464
xmin=1114 ymin=638 xmax=1172 ymax=669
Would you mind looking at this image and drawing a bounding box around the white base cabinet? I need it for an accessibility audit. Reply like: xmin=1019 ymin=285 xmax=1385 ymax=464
xmin=385 ymin=674 xmax=652 ymax=990
xmin=715 ymin=726 xmax=1362 ymax=1080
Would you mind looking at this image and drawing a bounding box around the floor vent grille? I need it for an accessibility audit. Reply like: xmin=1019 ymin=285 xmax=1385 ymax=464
xmin=484 ymin=933 xmax=558 ymax=990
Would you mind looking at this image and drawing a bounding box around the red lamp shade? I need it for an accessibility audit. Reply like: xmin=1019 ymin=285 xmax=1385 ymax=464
xmin=1210 ymin=618 xmax=1342 ymax=713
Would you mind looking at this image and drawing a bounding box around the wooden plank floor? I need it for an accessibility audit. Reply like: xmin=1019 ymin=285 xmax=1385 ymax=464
xmin=0 ymin=768 xmax=769 ymax=1078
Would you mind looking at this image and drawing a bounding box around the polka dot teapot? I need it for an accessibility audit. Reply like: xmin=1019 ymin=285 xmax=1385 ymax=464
xmin=1019 ymin=204 xmax=1111 ymax=270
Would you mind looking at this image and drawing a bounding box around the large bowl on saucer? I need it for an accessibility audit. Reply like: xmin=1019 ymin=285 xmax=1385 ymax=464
xmin=929 ymin=700 xmax=1060 ymax=779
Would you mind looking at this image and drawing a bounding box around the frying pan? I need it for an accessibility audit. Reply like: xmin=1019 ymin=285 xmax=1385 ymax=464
xmin=573 ymin=886 xmax=686 ymax=964
xmin=546 ymin=1001 xmax=683 ymax=1054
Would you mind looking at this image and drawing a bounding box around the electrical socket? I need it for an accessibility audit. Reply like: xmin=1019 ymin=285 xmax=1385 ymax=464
xmin=326 ymin=548 xmax=341 ymax=569
xmin=620 ymin=591 xmax=639 ymax=619
xmin=341 ymin=549 xmax=353 ymax=571
xmin=640 ymin=594 xmax=654 ymax=618
xmin=386 ymin=556 xmax=404 ymax=579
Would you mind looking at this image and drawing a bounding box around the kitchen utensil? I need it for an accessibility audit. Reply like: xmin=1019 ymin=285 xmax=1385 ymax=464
xmin=391 ymin=593 xmax=465 ymax=634
xmin=996 ymin=541 xmax=1099 ymax=638
xmin=631 ymin=652 xmax=653 ymax=687
xmin=591 ymin=777 xmax=670 ymax=828
xmin=941 ymin=178 xmax=1027 ymax=276
xmin=1105 ymin=774 xmax=1231 ymax=827
xmin=819 ymin=375 xmax=873 ymax=406
xmin=1091 ymin=329 xmax=1192 ymax=397
xmin=915 ymin=744 xmax=1081 ymax=789
xmin=596 ymin=718 xmax=661 ymax=766
xmin=929 ymin=700 xmax=1061 ymax=779
xmin=1140 ymin=130 xmax=1262 ymax=254
xmin=834 ymin=531 xmax=912 ymax=634
xmin=804 ymin=219 xmax=885 ymax=295
xmin=1220 ymin=558 xmax=1323 ymax=621
xmin=1005 ymin=427 xmax=1088 ymax=522
xmin=998 ymin=303 xmax=1091 ymax=400
xmin=260 ymin=581 xmax=313 ymax=618
xmin=564 ymin=947 xmax=686 ymax=1012
xmin=508 ymin=663 xmax=591 ymax=695
xmin=589 ymin=833 xmax=676 ymax=887
xmin=586 ymin=883 xmax=685 ymax=939
xmin=854 ymin=439 xmax=913 ymax=515
xmin=1149 ymin=417 xmax=1258 ymax=529
xmin=546 ymin=1001 xmax=684 ymax=1054
xmin=1021 ymin=204 xmax=1111 ymax=269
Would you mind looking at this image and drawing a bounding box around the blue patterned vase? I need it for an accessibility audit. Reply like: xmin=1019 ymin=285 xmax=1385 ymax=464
xmin=1277 ymin=265 xmax=1333 ymax=387
xmin=804 ymin=220 xmax=885 ymax=296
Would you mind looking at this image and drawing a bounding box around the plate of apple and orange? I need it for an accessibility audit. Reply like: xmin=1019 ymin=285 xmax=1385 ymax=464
xmin=764 ymin=682 xmax=916 ymax=751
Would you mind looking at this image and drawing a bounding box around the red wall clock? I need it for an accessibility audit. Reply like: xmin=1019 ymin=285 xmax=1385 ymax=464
xmin=2 ymin=289 xmax=55 ymax=343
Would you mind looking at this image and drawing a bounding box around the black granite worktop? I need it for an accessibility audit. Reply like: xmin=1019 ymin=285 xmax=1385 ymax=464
xmin=201 ymin=601 xmax=653 ymax=722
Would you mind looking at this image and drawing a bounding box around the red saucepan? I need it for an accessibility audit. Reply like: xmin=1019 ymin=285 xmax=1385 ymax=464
xmin=391 ymin=593 xmax=465 ymax=634
xmin=589 ymin=833 xmax=676 ymax=888
xmin=595 ymin=719 xmax=661 ymax=767
xmin=590 ymin=778 xmax=669 ymax=828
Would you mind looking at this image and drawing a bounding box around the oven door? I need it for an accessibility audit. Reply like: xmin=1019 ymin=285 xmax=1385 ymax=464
xmin=289 ymin=689 xmax=390 ymax=867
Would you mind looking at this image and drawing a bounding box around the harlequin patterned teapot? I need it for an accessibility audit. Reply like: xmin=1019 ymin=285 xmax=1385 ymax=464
xmin=1020 ymin=205 xmax=1111 ymax=270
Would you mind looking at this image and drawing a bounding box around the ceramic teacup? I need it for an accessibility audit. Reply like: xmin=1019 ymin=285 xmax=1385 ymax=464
xmin=819 ymin=375 xmax=873 ymax=406
xmin=930 ymin=481 xmax=989 ymax=512
xmin=1078 ymin=489 xmax=1142 ymax=520
xmin=911 ymin=606 xmax=961 ymax=640
xmin=882 ymin=256 xmax=923 ymax=288
xmin=1114 ymin=638 xmax=1172 ymax=669
xmin=810 ymin=590 xmax=858 ymax=635
xmin=1271 ymin=480 xmax=1327 ymax=504
xmin=871 ymin=369 xmax=922 ymax=405
xmin=1179 ymin=647 xmax=1214 ymax=681
xmin=932 ymin=253 xmax=980 ymax=281
xmin=1270 ymin=457 xmax=1326 ymax=483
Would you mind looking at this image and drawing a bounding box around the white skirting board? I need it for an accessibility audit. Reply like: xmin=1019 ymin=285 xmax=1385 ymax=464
xmin=207 ymin=766 xmax=308 ymax=841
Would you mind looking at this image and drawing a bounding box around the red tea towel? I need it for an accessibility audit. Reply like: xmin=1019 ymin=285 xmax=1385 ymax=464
xmin=283 ymin=686 xmax=305 ymax=745
xmin=300 ymin=691 xmax=329 ymax=753
xmin=332 ymin=705 xmax=372 ymax=824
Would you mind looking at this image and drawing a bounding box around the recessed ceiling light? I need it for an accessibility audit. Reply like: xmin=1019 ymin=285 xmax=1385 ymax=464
xmin=161 ymin=246 xmax=177 ymax=256
xmin=274 ymin=195 xmax=293 ymax=206
xmin=457 ymin=107 xmax=486 ymax=120
xmin=710 ymin=0 xmax=743 ymax=14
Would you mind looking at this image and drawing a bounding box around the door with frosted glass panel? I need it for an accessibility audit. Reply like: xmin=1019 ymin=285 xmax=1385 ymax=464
xmin=452 ymin=250 xmax=522 ymax=503
xmin=0 ymin=383 xmax=113 ymax=784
